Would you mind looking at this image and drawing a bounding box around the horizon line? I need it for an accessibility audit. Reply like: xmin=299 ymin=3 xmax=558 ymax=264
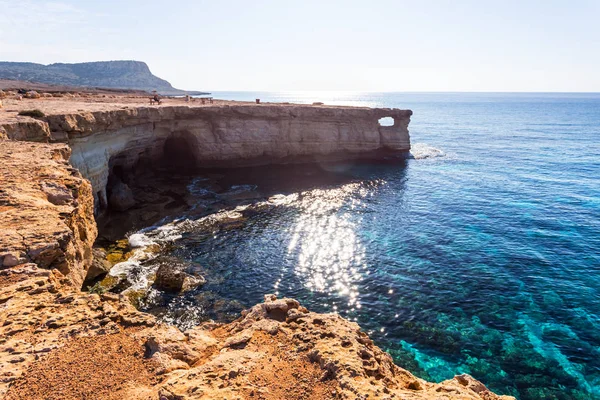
xmin=203 ymin=90 xmax=600 ymax=94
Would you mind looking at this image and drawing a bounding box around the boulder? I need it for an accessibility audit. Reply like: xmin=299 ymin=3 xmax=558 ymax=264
xmin=109 ymin=180 xmax=135 ymax=211
xmin=154 ymin=263 xmax=206 ymax=293
xmin=24 ymin=90 xmax=41 ymax=99
xmin=85 ymin=248 xmax=112 ymax=281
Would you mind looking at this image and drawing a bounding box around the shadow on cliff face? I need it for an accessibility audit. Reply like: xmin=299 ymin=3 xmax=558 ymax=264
xmin=162 ymin=132 xmax=199 ymax=172
xmin=95 ymin=132 xmax=202 ymax=240
xmin=94 ymin=156 xmax=408 ymax=242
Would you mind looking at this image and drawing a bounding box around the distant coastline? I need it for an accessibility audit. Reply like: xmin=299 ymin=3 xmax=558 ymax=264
xmin=0 ymin=60 xmax=208 ymax=96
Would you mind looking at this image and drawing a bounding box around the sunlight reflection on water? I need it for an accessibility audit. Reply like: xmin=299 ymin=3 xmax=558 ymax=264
xmin=282 ymin=182 xmax=387 ymax=308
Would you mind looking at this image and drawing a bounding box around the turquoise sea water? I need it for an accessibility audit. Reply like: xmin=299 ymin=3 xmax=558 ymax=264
xmin=141 ymin=92 xmax=600 ymax=399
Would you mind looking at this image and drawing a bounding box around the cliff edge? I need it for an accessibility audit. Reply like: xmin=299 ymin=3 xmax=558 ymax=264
xmin=0 ymin=95 xmax=412 ymax=213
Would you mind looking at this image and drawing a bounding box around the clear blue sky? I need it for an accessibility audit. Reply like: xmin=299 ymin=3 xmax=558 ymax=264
xmin=1 ymin=0 xmax=599 ymax=92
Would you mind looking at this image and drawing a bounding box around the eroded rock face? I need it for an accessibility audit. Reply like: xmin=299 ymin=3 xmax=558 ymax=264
xmin=85 ymin=248 xmax=112 ymax=282
xmin=47 ymin=104 xmax=412 ymax=210
xmin=0 ymin=118 xmax=51 ymax=142
xmin=2 ymin=103 xmax=412 ymax=212
xmin=0 ymin=141 xmax=96 ymax=287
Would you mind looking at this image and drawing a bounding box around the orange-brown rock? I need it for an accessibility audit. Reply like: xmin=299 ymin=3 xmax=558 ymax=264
xmin=0 ymin=265 xmax=513 ymax=399
xmin=0 ymin=140 xmax=96 ymax=287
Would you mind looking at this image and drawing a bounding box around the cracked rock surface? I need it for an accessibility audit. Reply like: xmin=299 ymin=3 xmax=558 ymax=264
xmin=0 ymin=267 xmax=514 ymax=400
xmin=0 ymin=141 xmax=96 ymax=287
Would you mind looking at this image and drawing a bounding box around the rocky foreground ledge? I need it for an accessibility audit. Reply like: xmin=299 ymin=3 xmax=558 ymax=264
xmin=0 ymin=94 xmax=513 ymax=399
xmin=0 ymin=265 xmax=512 ymax=400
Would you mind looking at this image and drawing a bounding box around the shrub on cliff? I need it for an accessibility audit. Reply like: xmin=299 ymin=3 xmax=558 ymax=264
xmin=18 ymin=109 xmax=45 ymax=118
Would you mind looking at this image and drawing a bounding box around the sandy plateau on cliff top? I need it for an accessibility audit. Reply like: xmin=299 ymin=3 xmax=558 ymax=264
xmin=0 ymin=91 xmax=370 ymax=126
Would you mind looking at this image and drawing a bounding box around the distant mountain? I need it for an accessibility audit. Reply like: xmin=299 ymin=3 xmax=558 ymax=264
xmin=0 ymin=60 xmax=206 ymax=95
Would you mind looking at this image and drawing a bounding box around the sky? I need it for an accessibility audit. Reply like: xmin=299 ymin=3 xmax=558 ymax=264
xmin=0 ymin=0 xmax=599 ymax=92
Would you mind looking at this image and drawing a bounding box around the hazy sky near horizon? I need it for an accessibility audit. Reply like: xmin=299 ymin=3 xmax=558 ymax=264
xmin=0 ymin=0 xmax=599 ymax=92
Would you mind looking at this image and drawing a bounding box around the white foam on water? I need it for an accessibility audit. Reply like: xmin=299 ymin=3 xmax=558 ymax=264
xmin=109 ymin=248 xmax=163 ymax=292
xmin=108 ymin=204 xmax=257 ymax=293
xmin=111 ymin=190 xmax=353 ymax=297
xmin=128 ymin=233 xmax=155 ymax=248
xmin=187 ymin=177 xmax=214 ymax=197
xmin=108 ymin=221 xmax=185 ymax=293
xmin=268 ymin=193 xmax=298 ymax=206
xmin=109 ymin=259 xmax=139 ymax=277
xmin=409 ymin=143 xmax=445 ymax=160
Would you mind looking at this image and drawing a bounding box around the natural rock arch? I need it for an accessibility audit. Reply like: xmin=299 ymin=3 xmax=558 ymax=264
xmin=378 ymin=116 xmax=396 ymax=127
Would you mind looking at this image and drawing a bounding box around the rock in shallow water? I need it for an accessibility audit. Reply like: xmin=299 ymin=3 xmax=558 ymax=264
xmin=154 ymin=263 xmax=206 ymax=293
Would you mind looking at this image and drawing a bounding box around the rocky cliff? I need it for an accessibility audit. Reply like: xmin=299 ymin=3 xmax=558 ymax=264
xmin=0 ymin=141 xmax=96 ymax=287
xmin=0 ymin=61 xmax=201 ymax=95
xmin=0 ymin=96 xmax=514 ymax=399
xmin=4 ymin=102 xmax=411 ymax=211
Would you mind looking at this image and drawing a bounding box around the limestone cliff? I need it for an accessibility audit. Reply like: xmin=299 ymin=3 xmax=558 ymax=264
xmin=0 ymin=141 xmax=96 ymax=287
xmin=42 ymin=104 xmax=411 ymax=209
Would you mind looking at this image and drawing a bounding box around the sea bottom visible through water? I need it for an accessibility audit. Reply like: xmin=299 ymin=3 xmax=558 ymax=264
xmin=107 ymin=92 xmax=600 ymax=400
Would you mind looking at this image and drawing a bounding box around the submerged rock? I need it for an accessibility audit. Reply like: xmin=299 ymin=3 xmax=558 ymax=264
xmin=154 ymin=263 xmax=206 ymax=293
xmin=105 ymin=239 xmax=133 ymax=264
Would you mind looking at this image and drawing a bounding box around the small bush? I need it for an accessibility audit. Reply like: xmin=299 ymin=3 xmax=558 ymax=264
xmin=18 ymin=109 xmax=46 ymax=118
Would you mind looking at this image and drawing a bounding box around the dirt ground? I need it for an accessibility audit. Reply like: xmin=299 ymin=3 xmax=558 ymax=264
xmin=4 ymin=333 xmax=158 ymax=400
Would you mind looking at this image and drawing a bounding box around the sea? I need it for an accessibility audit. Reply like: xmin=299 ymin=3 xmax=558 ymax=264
xmin=121 ymin=92 xmax=600 ymax=399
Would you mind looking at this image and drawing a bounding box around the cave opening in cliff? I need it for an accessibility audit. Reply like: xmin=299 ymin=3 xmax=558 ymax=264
xmin=163 ymin=132 xmax=199 ymax=171
xmin=111 ymin=165 xmax=125 ymax=181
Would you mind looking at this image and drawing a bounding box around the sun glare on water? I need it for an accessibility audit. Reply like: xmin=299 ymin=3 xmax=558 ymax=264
xmin=284 ymin=182 xmax=382 ymax=308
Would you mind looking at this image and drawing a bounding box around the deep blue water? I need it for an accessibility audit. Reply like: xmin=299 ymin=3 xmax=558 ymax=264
xmin=141 ymin=92 xmax=600 ymax=399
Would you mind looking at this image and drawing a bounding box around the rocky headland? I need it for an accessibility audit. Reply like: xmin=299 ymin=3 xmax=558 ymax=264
xmin=0 ymin=92 xmax=514 ymax=399
xmin=0 ymin=61 xmax=206 ymax=95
